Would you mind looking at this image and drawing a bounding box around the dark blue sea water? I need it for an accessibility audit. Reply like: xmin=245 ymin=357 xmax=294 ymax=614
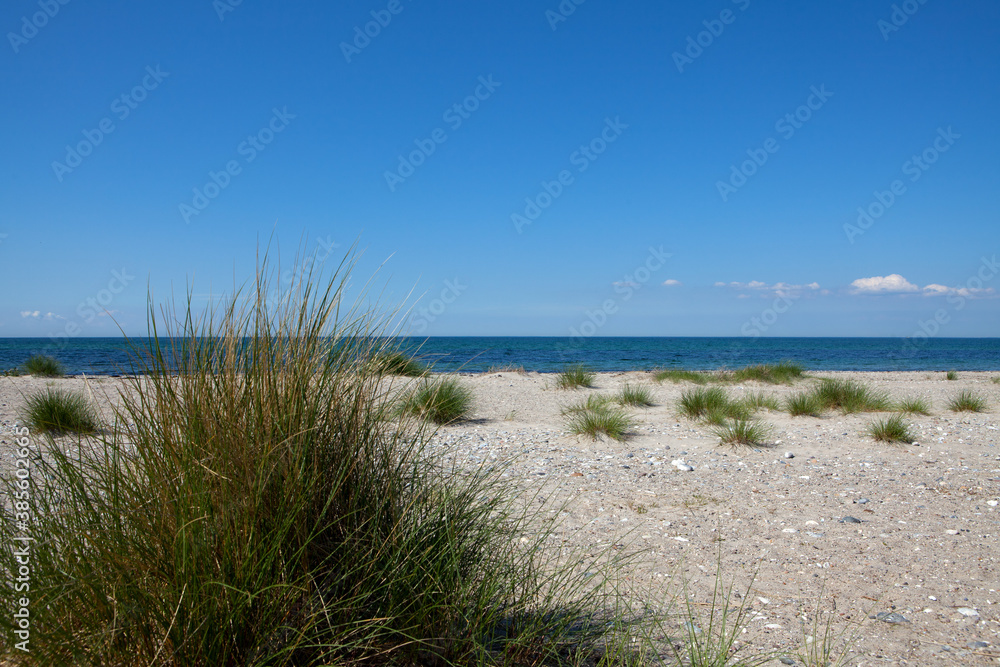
xmin=1 ymin=337 xmax=998 ymax=375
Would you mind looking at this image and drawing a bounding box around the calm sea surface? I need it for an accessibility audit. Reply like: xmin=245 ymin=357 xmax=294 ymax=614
xmin=1 ymin=337 xmax=998 ymax=375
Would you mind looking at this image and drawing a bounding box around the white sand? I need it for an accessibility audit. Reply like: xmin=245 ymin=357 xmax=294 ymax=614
xmin=3 ymin=370 xmax=999 ymax=664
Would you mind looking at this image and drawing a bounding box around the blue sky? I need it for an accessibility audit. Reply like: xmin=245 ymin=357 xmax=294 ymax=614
xmin=1 ymin=0 xmax=998 ymax=339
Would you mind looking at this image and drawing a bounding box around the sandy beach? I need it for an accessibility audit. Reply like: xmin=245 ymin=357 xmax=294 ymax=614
xmin=3 ymin=370 xmax=999 ymax=665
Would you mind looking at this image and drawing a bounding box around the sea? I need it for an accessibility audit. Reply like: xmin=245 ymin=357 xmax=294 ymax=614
xmin=1 ymin=337 xmax=998 ymax=376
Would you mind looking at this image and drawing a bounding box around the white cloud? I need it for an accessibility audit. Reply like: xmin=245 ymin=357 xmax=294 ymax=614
xmin=19 ymin=310 xmax=63 ymax=320
xmin=662 ymin=279 xmax=682 ymax=287
xmin=849 ymin=274 xmax=996 ymax=299
xmin=920 ymin=284 xmax=995 ymax=298
xmin=849 ymin=274 xmax=920 ymax=294
xmin=715 ymin=280 xmax=821 ymax=296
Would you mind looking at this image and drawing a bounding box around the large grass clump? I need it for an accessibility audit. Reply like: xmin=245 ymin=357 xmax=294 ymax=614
xmin=370 ymin=349 xmax=428 ymax=376
xmin=555 ymin=364 xmax=595 ymax=389
xmin=0 ymin=252 xmax=652 ymax=666
xmin=812 ymin=379 xmax=892 ymax=413
xmin=22 ymin=388 xmax=99 ymax=435
xmin=948 ymin=389 xmax=988 ymax=413
xmin=785 ymin=379 xmax=895 ymax=417
xmin=785 ymin=379 xmax=892 ymax=417
xmin=868 ymin=414 xmax=915 ymax=443
xmin=399 ymin=377 xmax=473 ymax=424
xmin=24 ymin=353 xmax=63 ymax=377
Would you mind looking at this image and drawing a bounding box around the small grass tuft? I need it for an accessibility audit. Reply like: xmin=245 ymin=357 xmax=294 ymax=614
xmin=679 ymin=387 xmax=730 ymax=420
xmin=485 ymin=363 xmax=525 ymax=374
xmin=711 ymin=418 xmax=772 ymax=447
xmin=1 ymin=367 xmax=22 ymax=377
xmin=24 ymin=354 xmax=63 ymax=377
xmin=560 ymin=393 xmax=613 ymax=416
xmin=948 ymin=389 xmax=987 ymax=413
xmin=556 ymin=364 xmax=595 ymax=389
xmin=399 ymin=377 xmax=473 ymax=424
xmin=728 ymin=360 xmax=804 ymax=385
xmin=868 ymin=414 xmax=914 ymax=443
xmin=737 ymin=390 xmax=781 ymax=412
xmin=615 ymin=383 xmax=655 ymax=407
xmin=785 ymin=391 xmax=824 ymax=417
xmin=992 ymin=376 xmax=1000 ymax=384
xmin=371 ymin=350 xmax=427 ymax=376
xmin=653 ymin=369 xmax=709 ymax=384
xmin=566 ymin=403 xmax=634 ymax=441
xmin=23 ymin=388 xmax=99 ymax=435
xmin=679 ymin=388 xmax=756 ymax=428
xmin=669 ymin=569 xmax=772 ymax=667
xmin=895 ymin=396 xmax=931 ymax=415
xmin=946 ymin=370 xmax=958 ymax=381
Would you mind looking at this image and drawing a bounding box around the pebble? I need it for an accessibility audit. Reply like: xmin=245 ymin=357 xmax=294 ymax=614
xmin=968 ymin=641 xmax=989 ymax=649
xmin=854 ymin=498 xmax=869 ymax=504
xmin=840 ymin=516 xmax=863 ymax=524
xmin=988 ymin=500 xmax=998 ymax=507
xmin=957 ymin=607 xmax=979 ymax=617
xmin=672 ymin=459 xmax=694 ymax=472
xmin=874 ymin=611 xmax=910 ymax=624
xmin=783 ymin=452 xmax=794 ymax=459
xmin=778 ymin=657 xmax=796 ymax=666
